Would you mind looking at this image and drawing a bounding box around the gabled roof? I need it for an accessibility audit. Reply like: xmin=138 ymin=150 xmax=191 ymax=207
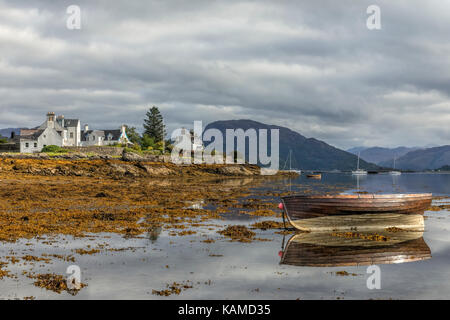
xmin=81 ymin=129 xmax=123 ymax=142
xmin=20 ymin=129 xmax=40 ymax=136
xmin=39 ymin=121 xmax=64 ymax=132
xmin=81 ymin=130 xmax=105 ymax=141
xmin=18 ymin=129 xmax=45 ymax=141
xmin=103 ymin=130 xmax=122 ymax=141
xmin=64 ymin=119 xmax=80 ymax=127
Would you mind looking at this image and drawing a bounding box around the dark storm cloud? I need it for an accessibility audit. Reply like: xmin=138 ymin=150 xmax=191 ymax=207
xmin=0 ymin=0 xmax=449 ymax=148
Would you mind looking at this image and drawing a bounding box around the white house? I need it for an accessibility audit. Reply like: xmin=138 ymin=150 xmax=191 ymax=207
xmin=81 ymin=124 xmax=130 ymax=146
xmin=15 ymin=112 xmax=80 ymax=153
xmin=14 ymin=112 xmax=131 ymax=153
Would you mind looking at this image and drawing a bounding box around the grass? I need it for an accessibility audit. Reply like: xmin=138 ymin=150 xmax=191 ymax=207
xmin=41 ymin=145 xmax=69 ymax=154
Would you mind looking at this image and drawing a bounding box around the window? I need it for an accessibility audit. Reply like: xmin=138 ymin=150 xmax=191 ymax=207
xmin=25 ymin=143 xmax=29 ymax=148
xmin=70 ymin=132 xmax=74 ymax=139
xmin=34 ymin=143 xmax=37 ymax=148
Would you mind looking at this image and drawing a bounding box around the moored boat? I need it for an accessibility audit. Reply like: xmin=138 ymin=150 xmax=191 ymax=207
xmin=306 ymin=174 xmax=321 ymax=179
xmin=352 ymin=152 xmax=367 ymax=175
xmin=279 ymin=193 xmax=432 ymax=231
xmin=390 ymin=155 xmax=401 ymax=175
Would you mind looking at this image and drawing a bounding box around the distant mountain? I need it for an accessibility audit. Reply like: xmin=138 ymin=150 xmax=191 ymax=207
xmin=0 ymin=128 xmax=21 ymax=139
xmin=204 ymin=120 xmax=379 ymax=171
xmin=379 ymin=145 xmax=450 ymax=170
xmin=347 ymin=146 xmax=368 ymax=154
xmin=347 ymin=146 xmax=421 ymax=165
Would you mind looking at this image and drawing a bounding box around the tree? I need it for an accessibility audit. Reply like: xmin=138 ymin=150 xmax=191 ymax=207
xmin=141 ymin=134 xmax=156 ymax=150
xmin=125 ymin=126 xmax=142 ymax=146
xmin=143 ymin=106 xmax=166 ymax=143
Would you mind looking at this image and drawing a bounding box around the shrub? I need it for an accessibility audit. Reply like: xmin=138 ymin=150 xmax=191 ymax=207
xmin=41 ymin=145 xmax=69 ymax=153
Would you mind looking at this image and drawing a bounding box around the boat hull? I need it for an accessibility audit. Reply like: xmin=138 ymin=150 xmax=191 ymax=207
xmin=286 ymin=213 xmax=424 ymax=232
xmin=281 ymin=193 xmax=432 ymax=220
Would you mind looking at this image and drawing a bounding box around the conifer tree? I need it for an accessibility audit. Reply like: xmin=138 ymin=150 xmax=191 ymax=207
xmin=143 ymin=106 xmax=166 ymax=143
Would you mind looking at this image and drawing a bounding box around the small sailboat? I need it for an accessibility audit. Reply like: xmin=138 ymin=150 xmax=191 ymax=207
xmin=282 ymin=150 xmax=301 ymax=175
xmin=390 ymin=155 xmax=401 ymax=175
xmin=352 ymin=152 xmax=367 ymax=175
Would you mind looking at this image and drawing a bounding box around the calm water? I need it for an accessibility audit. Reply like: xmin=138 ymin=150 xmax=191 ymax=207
xmin=1 ymin=173 xmax=449 ymax=299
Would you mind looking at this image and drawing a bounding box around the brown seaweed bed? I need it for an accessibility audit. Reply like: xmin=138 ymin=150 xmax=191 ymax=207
xmin=0 ymin=158 xmax=311 ymax=296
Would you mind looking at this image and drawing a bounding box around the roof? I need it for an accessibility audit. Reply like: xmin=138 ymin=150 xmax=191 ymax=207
xmin=63 ymin=119 xmax=80 ymax=127
xmin=20 ymin=129 xmax=40 ymax=136
xmin=103 ymin=130 xmax=121 ymax=141
xmin=17 ymin=129 xmax=45 ymax=141
xmin=81 ymin=129 xmax=122 ymax=141
xmin=81 ymin=130 xmax=102 ymax=141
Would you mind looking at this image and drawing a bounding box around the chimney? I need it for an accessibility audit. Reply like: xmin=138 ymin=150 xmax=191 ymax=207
xmin=47 ymin=112 xmax=55 ymax=128
xmin=47 ymin=112 xmax=55 ymax=122
xmin=84 ymin=124 xmax=89 ymax=132
xmin=57 ymin=115 xmax=65 ymax=127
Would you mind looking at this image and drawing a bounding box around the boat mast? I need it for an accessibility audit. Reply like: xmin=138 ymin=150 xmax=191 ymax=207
xmin=289 ymin=150 xmax=292 ymax=170
xmin=357 ymin=152 xmax=360 ymax=170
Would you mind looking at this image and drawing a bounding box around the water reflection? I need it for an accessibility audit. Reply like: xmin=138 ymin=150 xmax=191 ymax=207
xmin=280 ymin=230 xmax=431 ymax=267
xmin=147 ymin=225 xmax=162 ymax=243
xmin=184 ymin=200 xmax=205 ymax=209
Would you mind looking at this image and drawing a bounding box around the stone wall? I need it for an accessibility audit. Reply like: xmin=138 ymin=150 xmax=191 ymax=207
xmin=0 ymin=143 xmax=20 ymax=153
xmin=63 ymin=146 xmax=124 ymax=156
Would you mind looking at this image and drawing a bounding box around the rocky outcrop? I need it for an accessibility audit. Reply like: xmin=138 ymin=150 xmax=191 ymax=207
xmin=121 ymin=150 xmax=145 ymax=162
xmin=0 ymin=157 xmax=297 ymax=179
xmin=121 ymin=150 xmax=170 ymax=163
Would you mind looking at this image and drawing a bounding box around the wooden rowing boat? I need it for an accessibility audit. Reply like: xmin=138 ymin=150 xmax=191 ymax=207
xmin=306 ymin=174 xmax=321 ymax=179
xmin=280 ymin=231 xmax=431 ymax=267
xmin=279 ymin=193 xmax=432 ymax=231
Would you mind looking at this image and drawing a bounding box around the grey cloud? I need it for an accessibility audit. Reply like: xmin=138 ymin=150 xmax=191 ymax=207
xmin=0 ymin=0 xmax=449 ymax=149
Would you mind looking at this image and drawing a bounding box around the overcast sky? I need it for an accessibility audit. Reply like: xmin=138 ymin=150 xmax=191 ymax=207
xmin=0 ymin=0 xmax=449 ymax=149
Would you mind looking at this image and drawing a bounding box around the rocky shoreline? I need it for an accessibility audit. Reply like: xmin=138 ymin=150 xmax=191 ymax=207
xmin=0 ymin=151 xmax=297 ymax=179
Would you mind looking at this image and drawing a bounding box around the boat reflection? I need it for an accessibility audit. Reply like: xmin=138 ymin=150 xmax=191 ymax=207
xmin=280 ymin=229 xmax=431 ymax=267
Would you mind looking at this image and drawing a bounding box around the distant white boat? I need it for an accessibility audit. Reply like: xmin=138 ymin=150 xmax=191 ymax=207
xmin=282 ymin=150 xmax=301 ymax=175
xmin=390 ymin=155 xmax=401 ymax=176
xmin=352 ymin=152 xmax=367 ymax=175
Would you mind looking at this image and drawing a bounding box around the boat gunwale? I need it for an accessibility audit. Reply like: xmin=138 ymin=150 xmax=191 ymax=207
xmin=282 ymin=193 xmax=432 ymax=200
